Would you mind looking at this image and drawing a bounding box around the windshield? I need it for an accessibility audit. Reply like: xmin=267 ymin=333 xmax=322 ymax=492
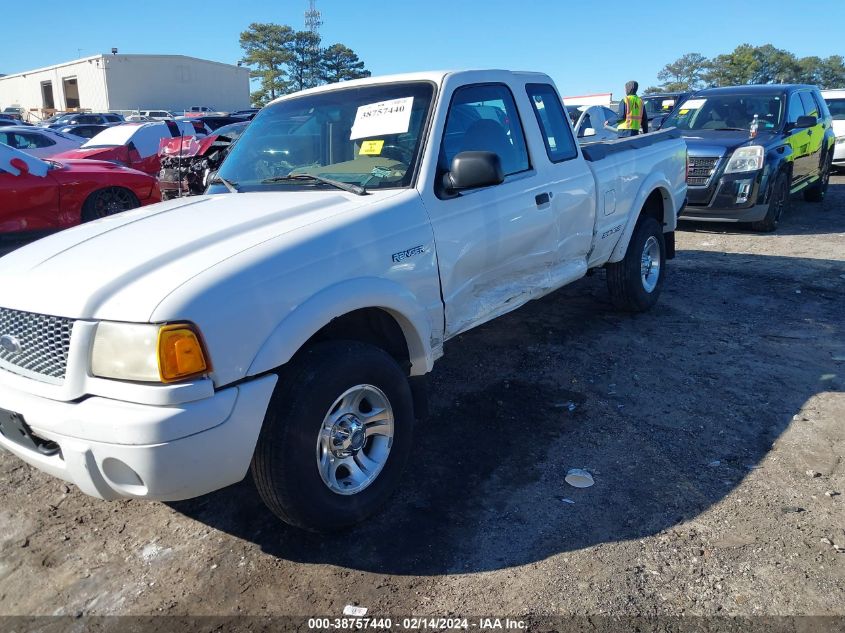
xmin=218 ymin=81 xmax=435 ymax=192
xmin=825 ymin=98 xmax=845 ymax=120
xmin=643 ymin=96 xmax=680 ymax=116
xmin=663 ymin=94 xmax=784 ymax=131
xmin=564 ymin=106 xmax=581 ymax=125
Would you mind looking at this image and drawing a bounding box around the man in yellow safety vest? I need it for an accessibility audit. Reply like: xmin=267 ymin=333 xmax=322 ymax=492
xmin=607 ymin=80 xmax=649 ymax=137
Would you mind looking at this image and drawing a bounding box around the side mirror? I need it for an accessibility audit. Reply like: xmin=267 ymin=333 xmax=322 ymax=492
xmin=795 ymin=115 xmax=817 ymax=129
xmin=582 ymin=127 xmax=597 ymax=137
xmin=443 ymin=151 xmax=504 ymax=193
xmin=9 ymin=158 xmax=29 ymax=175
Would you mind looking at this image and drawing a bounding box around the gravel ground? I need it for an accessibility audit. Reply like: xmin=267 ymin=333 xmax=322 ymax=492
xmin=0 ymin=177 xmax=843 ymax=627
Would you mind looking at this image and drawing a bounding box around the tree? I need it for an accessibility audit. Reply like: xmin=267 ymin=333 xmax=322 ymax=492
xmin=704 ymin=44 xmax=759 ymax=86
xmin=643 ymin=86 xmax=663 ymax=95
xmin=285 ymin=30 xmax=323 ymax=93
xmin=239 ymin=23 xmax=295 ymax=106
xmin=320 ymin=44 xmax=371 ymax=84
xmin=750 ymin=45 xmax=800 ymax=84
xmin=797 ymin=56 xmax=824 ymax=85
xmin=656 ymin=53 xmax=709 ymax=91
xmin=818 ymin=55 xmax=845 ymax=89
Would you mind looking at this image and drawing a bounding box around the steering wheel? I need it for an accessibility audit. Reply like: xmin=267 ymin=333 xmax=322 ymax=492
xmin=380 ymin=144 xmax=412 ymax=164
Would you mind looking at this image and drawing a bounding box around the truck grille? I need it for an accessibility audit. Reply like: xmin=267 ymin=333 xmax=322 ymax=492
xmin=687 ymin=156 xmax=720 ymax=186
xmin=0 ymin=308 xmax=74 ymax=383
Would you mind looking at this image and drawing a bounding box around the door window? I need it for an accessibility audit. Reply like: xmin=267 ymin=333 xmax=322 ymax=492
xmin=787 ymin=94 xmax=805 ymax=124
xmin=440 ymin=84 xmax=530 ymax=176
xmin=799 ymin=92 xmax=819 ymax=119
xmin=20 ymin=133 xmax=56 ymax=148
xmin=526 ymin=83 xmax=578 ymax=161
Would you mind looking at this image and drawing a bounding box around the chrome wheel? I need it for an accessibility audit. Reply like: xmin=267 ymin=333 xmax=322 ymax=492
xmin=640 ymin=235 xmax=661 ymax=293
xmin=316 ymin=384 xmax=394 ymax=495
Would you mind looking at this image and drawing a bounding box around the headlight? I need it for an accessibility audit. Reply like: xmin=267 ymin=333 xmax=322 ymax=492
xmin=725 ymin=145 xmax=764 ymax=174
xmin=91 ymin=322 xmax=209 ymax=383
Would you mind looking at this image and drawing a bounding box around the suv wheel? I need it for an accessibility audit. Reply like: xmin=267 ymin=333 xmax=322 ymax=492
xmin=751 ymin=173 xmax=789 ymax=232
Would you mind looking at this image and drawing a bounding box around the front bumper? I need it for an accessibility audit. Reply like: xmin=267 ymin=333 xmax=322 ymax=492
xmin=0 ymin=374 xmax=276 ymax=501
xmin=833 ymin=141 xmax=845 ymax=166
xmin=680 ymin=170 xmax=769 ymax=223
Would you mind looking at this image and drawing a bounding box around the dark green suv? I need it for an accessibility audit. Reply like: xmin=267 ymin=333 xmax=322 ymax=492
xmin=666 ymin=84 xmax=835 ymax=231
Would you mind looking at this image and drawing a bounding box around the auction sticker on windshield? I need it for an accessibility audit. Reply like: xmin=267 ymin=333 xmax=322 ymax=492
xmin=678 ymin=98 xmax=706 ymax=115
xmin=359 ymin=140 xmax=385 ymax=155
xmin=351 ymin=97 xmax=414 ymax=140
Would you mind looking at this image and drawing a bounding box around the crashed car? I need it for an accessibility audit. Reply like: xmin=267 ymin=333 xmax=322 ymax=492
xmin=52 ymin=120 xmax=201 ymax=176
xmin=0 ymin=142 xmax=160 ymax=235
xmin=158 ymin=121 xmax=248 ymax=199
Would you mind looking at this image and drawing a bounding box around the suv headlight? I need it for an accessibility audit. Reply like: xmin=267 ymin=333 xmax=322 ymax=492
xmin=725 ymin=145 xmax=764 ymax=174
xmin=91 ymin=322 xmax=210 ymax=383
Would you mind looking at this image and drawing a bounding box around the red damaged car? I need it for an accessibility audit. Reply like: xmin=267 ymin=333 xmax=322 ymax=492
xmin=51 ymin=120 xmax=202 ymax=176
xmin=0 ymin=142 xmax=160 ymax=235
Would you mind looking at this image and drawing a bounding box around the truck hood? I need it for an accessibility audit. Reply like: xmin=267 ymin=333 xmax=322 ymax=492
xmin=0 ymin=190 xmax=401 ymax=321
xmin=680 ymin=129 xmax=779 ymax=154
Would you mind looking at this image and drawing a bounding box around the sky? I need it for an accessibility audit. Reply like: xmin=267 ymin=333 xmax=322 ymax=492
xmin=3 ymin=0 xmax=844 ymax=99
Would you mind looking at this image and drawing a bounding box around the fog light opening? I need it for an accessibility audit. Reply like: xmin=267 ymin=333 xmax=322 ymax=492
xmin=736 ymin=180 xmax=752 ymax=204
xmin=101 ymin=457 xmax=148 ymax=496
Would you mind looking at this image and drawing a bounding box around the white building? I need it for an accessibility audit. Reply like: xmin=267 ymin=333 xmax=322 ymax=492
xmin=563 ymin=92 xmax=613 ymax=107
xmin=0 ymin=54 xmax=251 ymax=121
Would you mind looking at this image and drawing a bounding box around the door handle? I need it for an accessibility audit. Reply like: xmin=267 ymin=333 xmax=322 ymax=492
xmin=535 ymin=192 xmax=550 ymax=207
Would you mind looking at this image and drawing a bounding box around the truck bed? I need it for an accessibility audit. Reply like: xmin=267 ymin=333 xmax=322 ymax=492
xmin=580 ymin=128 xmax=683 ymax=161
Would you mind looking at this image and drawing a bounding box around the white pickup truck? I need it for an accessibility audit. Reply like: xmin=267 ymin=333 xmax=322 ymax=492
xmin=0 ymin=70 xmax=687 ymax=531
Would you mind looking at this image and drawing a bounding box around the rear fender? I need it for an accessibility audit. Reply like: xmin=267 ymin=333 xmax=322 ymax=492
xmin=247 ymin=277 xmax=436 ymax=378
xmin=608 ymin=174 xmax=679 ymax=263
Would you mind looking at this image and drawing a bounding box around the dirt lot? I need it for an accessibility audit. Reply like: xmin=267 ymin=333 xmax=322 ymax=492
xmin=1 ymin=178 xmax=843 ymax=626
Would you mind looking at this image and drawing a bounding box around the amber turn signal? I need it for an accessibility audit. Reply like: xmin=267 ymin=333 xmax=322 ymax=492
xmin=157 ymin=324 xmax=209 ymax=383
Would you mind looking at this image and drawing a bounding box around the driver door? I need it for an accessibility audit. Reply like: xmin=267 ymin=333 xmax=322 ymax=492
xmin=785 ymin=92 xmax=813 ymax=183
xmin=425 ymin=83 xmax=558 ymax=337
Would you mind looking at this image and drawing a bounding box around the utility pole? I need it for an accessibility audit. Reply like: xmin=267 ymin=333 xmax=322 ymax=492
xmin=305 ymin=0 xmax=322 ymax=35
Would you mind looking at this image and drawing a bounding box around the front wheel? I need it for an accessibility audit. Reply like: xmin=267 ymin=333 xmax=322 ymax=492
xmin=251 ymin=341 xmax=414 ymax=532
xmin=81 ymin=187 xmax=140 ymax=222
xmin=606 ymin=215 xmax=666 ymax=312
xmin=751 ymin=172 xmax=789 ymax=232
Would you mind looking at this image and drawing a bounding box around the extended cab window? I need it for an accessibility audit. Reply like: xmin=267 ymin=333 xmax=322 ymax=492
xmin=440 ymin=84 xmax=530 ymax=176
xmin=526 ymin=83 xmax=578 ymax=161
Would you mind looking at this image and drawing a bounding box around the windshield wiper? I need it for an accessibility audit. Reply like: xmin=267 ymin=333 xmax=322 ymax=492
xmin=210 ymin=175 xmax=240 ymax=193
xmin=261 ymin=173 xmax=367 ymax=196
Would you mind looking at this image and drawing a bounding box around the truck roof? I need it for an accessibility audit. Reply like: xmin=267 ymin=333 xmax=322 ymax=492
xmin=266 ymin=69 xmax=555 ymax=106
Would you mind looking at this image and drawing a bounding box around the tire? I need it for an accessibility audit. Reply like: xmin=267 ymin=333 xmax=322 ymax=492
xmin=606 ymin=215 xmax=665 ymax=312
xmin=81 ymin=187 xmax=141 ymax=222
xmin=751 ymin=172 xmax=789 ymax=232
xmin=803 ymin=152 xmax=832 ymax=202
xmin=251 ymin=341 xmax=414 ymax=532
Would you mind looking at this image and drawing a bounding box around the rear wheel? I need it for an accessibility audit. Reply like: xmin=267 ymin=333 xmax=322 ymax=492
xmin=606 ymin=215 xmax=665 ymax=312
xmin=751 ymin=173 xmax=789 ymax=232
xmin=251 ymin=341 xmax=414 ymax=532
xmin=81 ymin=187 xmax=140 ymax=222
xmin=803 ymin=152 xmax=832 ymax=202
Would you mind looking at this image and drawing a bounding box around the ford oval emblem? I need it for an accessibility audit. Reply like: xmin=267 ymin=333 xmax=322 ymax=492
xmin=0 ymin=334 xmax=22 ymax=355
